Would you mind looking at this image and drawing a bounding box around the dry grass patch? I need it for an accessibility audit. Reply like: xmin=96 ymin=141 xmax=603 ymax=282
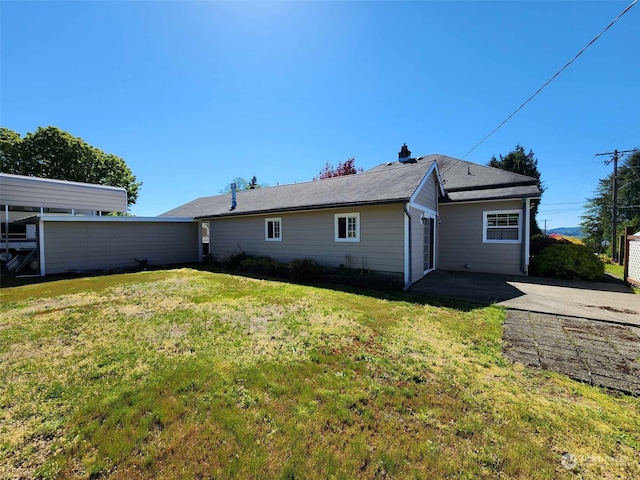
xmin=1 ymin=268 xmax=639 ymax=479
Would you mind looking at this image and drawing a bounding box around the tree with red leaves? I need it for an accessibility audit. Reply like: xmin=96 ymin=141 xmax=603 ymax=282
xmin=313 ymin=157 xmax=363 ymax=180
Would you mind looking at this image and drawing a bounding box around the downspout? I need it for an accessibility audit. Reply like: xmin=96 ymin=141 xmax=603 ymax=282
xmin=521 ymin=198 xmax=530 ymax=274
xmin=403 ymin=205 xmax=412 ymax=291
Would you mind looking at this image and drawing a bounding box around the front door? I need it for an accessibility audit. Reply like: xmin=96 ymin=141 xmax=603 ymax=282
xmin=423 ymin=217 xmax=435 ymax=273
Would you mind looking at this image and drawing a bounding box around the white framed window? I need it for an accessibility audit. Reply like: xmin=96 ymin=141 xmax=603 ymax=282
xmin=483 ymin=210 xmax=521 ymax=243
xmin=335 ymin=212 xmax=360 ymax=242
xmin=265 ymin=217 xmax=282 ymax=241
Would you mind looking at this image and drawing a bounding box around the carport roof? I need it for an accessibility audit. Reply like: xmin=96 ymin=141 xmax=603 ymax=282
xmin=13 ymin=215 xmax=194 ymax=224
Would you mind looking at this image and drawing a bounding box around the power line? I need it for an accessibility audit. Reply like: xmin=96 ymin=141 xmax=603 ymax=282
xmin=459 ymin=0 xmax=638 ymax=160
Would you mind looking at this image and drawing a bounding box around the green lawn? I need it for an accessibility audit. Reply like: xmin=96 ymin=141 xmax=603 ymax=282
xmin=1 ymin=269 xmax=639 ymax=479
xmin=604 ymin=262 xmax=624 ymax=280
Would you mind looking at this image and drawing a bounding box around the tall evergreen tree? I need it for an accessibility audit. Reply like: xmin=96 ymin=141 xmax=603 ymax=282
xmin=582 ymin=150 xmax=640 ymax=253
xmin=488 ymin=145 xmax=545 ymax=235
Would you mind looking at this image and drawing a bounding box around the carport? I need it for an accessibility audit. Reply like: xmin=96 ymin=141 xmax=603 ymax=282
xmin=15 ymin=215 xmax=202 ymax=276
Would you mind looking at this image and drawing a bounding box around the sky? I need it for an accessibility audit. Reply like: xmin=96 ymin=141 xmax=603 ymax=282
xmin=1 ymin=1 xmax=639 ymax=229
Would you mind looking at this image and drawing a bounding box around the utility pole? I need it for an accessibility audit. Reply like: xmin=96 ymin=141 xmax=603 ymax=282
xmin=595 ymin=149 xmax=637 ymax=263
xmin=541 ymin=219 xmax=551 ymax=236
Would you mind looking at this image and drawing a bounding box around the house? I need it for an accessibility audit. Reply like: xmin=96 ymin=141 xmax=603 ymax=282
xmin=161 ymin=146 xmax=541 ymax=288
xmin=1 ymin=173 xmax=200 ymax=276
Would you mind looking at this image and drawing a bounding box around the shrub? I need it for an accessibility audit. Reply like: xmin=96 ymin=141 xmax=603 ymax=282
xmin=530 ymin=234 xmax=570 ymax=256
xmin=239 ymin=255 xmax=287 ymax=277
xmin=228 ymin=252 xmax=251 ymax=267
xmin=530 ymin=244 xmax=604 ymax=281
xmin=290 ymin=258 xmax=321 ymax=283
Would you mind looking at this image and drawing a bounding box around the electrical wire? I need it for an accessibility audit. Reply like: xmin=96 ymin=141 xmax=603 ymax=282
xmin=459 ymin=0 xmax=638 ymax=161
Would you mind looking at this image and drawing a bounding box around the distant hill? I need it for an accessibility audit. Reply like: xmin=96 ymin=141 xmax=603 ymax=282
xmin=547 ymin=227 xmax=584 ymax=238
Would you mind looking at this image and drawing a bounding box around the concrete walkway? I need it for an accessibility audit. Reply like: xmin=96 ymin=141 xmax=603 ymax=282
xmin=410 ymin=271 xmax=640 ymax=395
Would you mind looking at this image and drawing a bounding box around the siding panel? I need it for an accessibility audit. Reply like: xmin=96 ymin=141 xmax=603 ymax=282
xmin=413 ymin=171 xmax=438 ymax=211
xmin=209 ymin=204 xmax=405 ymax=274
xmin=438 ymin=200 xmax=524 ymax=275
xmin=0 ymin=174 xmax=127 ymax=212
xmin=44 ymin=221 xmax=199 ymax=274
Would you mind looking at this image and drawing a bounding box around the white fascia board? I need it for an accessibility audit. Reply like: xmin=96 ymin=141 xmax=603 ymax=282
xmin=439 ymin=196 xmax=541 ymax=207
xmin=432 ymin=161 xmax=446 ymax=196
xmin=408 ymin=203 xmax=437 ymax=217
xmin=0 ymin=172 xmax=126 ymax=193
xmin=409 ymin=162 xmax=441 ymax=205
xmin=403 ymin=207 xmax=410 ymax=289
xmin=38 ymin=219 xmax=45 ymax=276
xmin=38 ymin=216 xmax=195 ymax=223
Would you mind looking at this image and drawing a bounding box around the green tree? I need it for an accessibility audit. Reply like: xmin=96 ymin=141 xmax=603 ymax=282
xmin=0 ymin=126 xmax=141 ymax=207
xmin=582 ymin=150 xmax=640 ymax=253
xmin=488 ymin=145 xmax=544 ymax=235
xmin=219 ymin=176 xmax=267 ymax=194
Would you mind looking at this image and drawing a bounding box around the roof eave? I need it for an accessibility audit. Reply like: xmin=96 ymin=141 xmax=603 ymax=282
xmin=194 ymin=198 xmax=410 ymax=219
xmin=439 ymin=193 xmax=542 ymax=204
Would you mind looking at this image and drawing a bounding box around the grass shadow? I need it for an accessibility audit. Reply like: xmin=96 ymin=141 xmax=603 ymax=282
xmin=193 ymin=264 xmax=488 ymax=313
xmin=2 ymin=262 xmax=490 ymax=314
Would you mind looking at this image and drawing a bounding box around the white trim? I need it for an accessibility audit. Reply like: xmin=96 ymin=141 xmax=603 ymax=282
xmin=441 ymin=197 xmax=541 ymax=207
xmin=421 ymin=212 xmax=437 ymax=275
xmin=0 ymin=172 xmax=126 ymax=192
xmin=264 ymin=217 xmax=282 ymax=241
xmin=483 ymin=209 xmax=522 ymax=244
xmin=334 ymin=212 xmax=360 ymax=242
xmin=525 ymin=198 xmax=531 ymax=268
xmin=409 ymin=162 xmax=445 ymax=205
xmin=408 ymin=202 xmax=437 ymax=217
xmin=36 ymin=216 xmax=195 ymax=223
xmin=38 ymin=219 xmax=45 ymax=276
xmin=403 ymin=209 xmax=410 ymax=288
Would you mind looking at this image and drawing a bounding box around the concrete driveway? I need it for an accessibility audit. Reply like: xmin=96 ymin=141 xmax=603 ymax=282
xmin=410 ymin=270 xmax=640 ymax=394
xmin=410 ymin=270 xmax=640 ymax=326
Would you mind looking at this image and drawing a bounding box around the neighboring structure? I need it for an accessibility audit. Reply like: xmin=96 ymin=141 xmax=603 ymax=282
xmin=1 ymin=173 xmax=199 ymax=276
xmin=624 ymin=229 xmax=640 ymax=286
xmin=162 ymin=146 xmax=542 ymax=288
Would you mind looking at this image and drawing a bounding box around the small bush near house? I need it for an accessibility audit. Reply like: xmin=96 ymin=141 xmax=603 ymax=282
xmin=530 ymin=243 xmax=605 ymax=281
xmin=228 ymin=253 xmax=288 ymax=277
xmin=228 ymin=252 xmax=252 ymax=267
xmin=289 ymin=258 xmax=321 ymax=283
xmin=530 ymin=234 xmax=570 ymax=256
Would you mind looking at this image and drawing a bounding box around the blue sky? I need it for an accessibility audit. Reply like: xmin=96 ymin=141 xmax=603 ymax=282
xmin=2 ymin=1 xmax=639 ymax=228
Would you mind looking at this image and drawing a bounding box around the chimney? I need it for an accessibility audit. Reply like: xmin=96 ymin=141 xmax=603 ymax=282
xmin=398 ymin=143 xmax=412 ymax=163
xmin=230 ymin=182 xmax=237 ymax=211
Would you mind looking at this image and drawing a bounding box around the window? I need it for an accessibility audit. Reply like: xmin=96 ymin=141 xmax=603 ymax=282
xmin=335 ymin=213 xmax=360 ymax=242
xmin=483 ymin=210 xmax=521 ymax=243
xmin=265 ymin=218 xmax=282 ymax=241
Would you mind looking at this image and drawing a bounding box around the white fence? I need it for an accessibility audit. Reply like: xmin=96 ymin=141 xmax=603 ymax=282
xmin=626 ymin=233 xmax=640 ymax=286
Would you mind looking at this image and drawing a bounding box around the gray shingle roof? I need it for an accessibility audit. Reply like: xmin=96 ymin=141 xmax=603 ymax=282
xmin=435 ymin=155 xmax=541 ymax=202
xmin=160 ymin=156 xmax=438 ymax=218
xmin=160 ymin=154 xmax=541 ymax=218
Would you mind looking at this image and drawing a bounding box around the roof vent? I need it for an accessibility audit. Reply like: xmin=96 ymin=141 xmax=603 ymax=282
xmin=398 ymin=143 xmax=412 ymax=163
